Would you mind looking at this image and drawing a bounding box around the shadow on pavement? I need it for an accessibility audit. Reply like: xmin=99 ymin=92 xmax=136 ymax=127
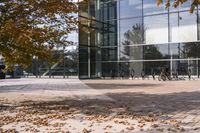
xmin=82 ymin=83 xmax=160 ymax=90
xmin=16 ymin=91 xmax=200 ymax=117
xmin=0 ymin=83 xmax=160 ymax=93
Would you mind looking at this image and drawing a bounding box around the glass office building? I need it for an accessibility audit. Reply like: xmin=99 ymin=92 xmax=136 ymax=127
xmin=79 ymin=0 xmax=200 ymax=79
xmin=26 ymin=45 xmax=78 ymax=78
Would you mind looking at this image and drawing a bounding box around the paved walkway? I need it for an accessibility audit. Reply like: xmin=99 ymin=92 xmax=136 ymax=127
xmin=0 ymin=78 xmax=200 ymax=132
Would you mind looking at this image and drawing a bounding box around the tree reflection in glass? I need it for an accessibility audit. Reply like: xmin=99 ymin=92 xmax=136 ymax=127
xmin=120 ymin=23 xmax=167 ymax=76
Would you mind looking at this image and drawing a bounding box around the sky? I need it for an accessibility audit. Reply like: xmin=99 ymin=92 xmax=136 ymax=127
xmin=67 ymin=0 xmax=79 ymax=44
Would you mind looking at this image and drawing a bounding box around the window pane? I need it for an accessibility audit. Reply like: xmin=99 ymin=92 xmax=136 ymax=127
xmin=79 ymin=63 xmax=88 ymax=77
xmin=79 ymin=46 xmax=88 ymax=63
xmin=120 ymin=45 xmax=144 ymax=60
xmin=102 ymin=62 xmax=118 ymax=78
xmin=120 ymin=18 xmax=143 ymax=45
xmin=179 ymin=1 xmax=191 ymax=11
xmin=169 ymin=1 xmax=191 ymax=12
xmin=198 ymin=8 xmax=200 ymax=40
xmin=103 ymin=20 xmax=118 ymax=46
xmin=120 ymin=44 xmax=169 ymax=60
xmin=91 ymin=47 xmax=101 ymax=62
xmin=144 ymin=15 xmax=168 ymax=44
xmin=100 ymin=0 xmax=118 ymax=21
xmin=170 ymin=12 xmax=197 ymax=43
xmin=143 ymin=0 xmax=167 ymax=15
xmin=119 ymin=61 xmax=170 ymax=76
xmin=143 ymin=44 xmax=169 ymax=59
xmin=170 ymin=42 xmax=200 ymax=59
xmin=179 ymin=12 xmax=197 ymax=42
xmin=120 ymin=0 xmax=142 ymax=18
xmin=101 ymin=47 xmax=117 ymax=61
xmin=143 ymin=61 xmax=170 ymax=75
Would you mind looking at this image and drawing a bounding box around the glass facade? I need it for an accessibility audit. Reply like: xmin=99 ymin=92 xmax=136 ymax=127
xmin=79 ymin=0 xmax=200 ymax=79
xmin=24 ymin=45 xmax=79 ymax=78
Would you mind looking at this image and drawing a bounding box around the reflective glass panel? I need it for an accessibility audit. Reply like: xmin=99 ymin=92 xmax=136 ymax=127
xmin=182 ymin=42 xmax=199 ymax=58
xmin=171 ymin=60 xmax=198 ymax=75
xmin=143 ymin=44 xmax=169 ymax=59
xmin=170 ymin=12 xmax=197 ymax=43
xmin=79 ymin=25 xmax=89 ymax=46
xmin=143 ymin=61 xmax=170 ymax=75
xmin=79 ymin=63 xmax=88 ymax=77
xmin=102 ymin=62 xmax=118 ymax=78
xmin=103 ymin=20 xmax=118 ymax=46
xmin=120 ymin=45 xmax=144 ymax=60
xmin=144 ymin=14 xmax=168 ymax=44
xmin=143 ymin=0 xmax=167 ymax=15
xmin=90 ymin=47 xmax=101 ymax=62
xmin=120 ymin=44 xmax=169 ymax=60
xmin=169 ymin=1 xmax=191 ymax=12
xmin=79 ymin=46 xmax=88 ymax=63
xmin=120 ymin=17 xmax=143 ymax=45
xmin=101 ymin=47 xmax=117 ymax=61
xmin=119 ymin=0 xmax=142 ymax=18
xmin=90 ymin=62 xmax=102 ymax=78
xmin=119 ymin=61 xmax=170 ymax=76
xmin=170 ymin=42 xmax=200 ymax=59
xmin=198 ymin=8 xmax=200 ymax=40
xmin=100 ymin=0 xmax=118 ymax=21
xmin=179 ymin=12 xmax=197 ymax=42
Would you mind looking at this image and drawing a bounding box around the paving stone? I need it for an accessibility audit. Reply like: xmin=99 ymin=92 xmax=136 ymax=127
xmin=0 ymin=78 xmax=200 ymax=132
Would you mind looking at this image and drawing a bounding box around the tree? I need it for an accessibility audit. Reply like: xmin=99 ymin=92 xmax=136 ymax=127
xmin=0 ymin=0 xmax=79 ymax=70
xmin=157 ymin=0 xmax=200 ymax=13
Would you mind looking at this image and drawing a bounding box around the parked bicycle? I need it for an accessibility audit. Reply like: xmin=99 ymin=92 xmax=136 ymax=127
xmin=158 ymin=67 xmax=171 ymax=81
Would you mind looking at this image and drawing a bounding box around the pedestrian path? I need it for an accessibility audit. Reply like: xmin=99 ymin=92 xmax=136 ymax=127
xmin=0 ymin=78 xmax=200 ymax=132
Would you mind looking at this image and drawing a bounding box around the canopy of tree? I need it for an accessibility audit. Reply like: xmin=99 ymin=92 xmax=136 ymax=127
xmin=157 ymin=0 xmax=200 ymax=13
xmin=0 ymin=0 xmax=78 ymax=70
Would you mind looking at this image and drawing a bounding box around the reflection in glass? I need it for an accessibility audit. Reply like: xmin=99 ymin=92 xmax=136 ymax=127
xmin=143 ymin=61 xmax=170 ymax=75
xmin=79 ymin=0 xmax=200 ymax=78
xmin=79 ymin=63 xmax=88 ymax=77
xmin=183 ymin=42 xmax=200 ymax=58
xmin=102 ymin=62 xmax=118 ymax=78
xmin=143 ymin=0 xmax=167 ymax=15
xmin=120 ymin=18 xmax=143 ymax=44
xmin=79 ymin=46 xmax=88 ymax=63
xmin=79 ymin=24 xmax=89 ymax=46
xmin=101 ymin=47 xmax=117 ymax=61
xmin=120 ymin=44 xmax=169 ymax=60
xmin=170 ymin=12 xmax=197 ymax=43
xmin=120 ymin=23 xmax=144 ymax=60
xmin=90 ymin=48 xmax=101 ymax=78
xmin=198 ymin=9 xmax=200 ymax=40
xmin=171 ymin=60 xmax=198 ymax=75
xmin=178 ymin=1 xmax=191 ymax=11
xmin=79 ymin=1 xmax=89 ymax=18
xmin=103 ymin=20 xmax=118 ymax=46
xmin=144 ymin=44 xmax=169 ymax=60
xmin=144 ymin=15 xmax=168 ymax=44
xmin=90 ymin=47 xmax=101 ymax=62
xmin=171 ymin=42 xmax=200 ymax=59
xmin=90 ymin=62 xmax=101 ymax=78
xmin=120 ymin=61 xmax=170 ymax=77
xmin=119 ymin=62 xmax=131 ymax=78
xmin=169 ymin=1 xmax=191 ymax=12
xmin=100 ymin=0 xmax=118 ymax=21
xmin=120 ymin=0 xmax=142 ymax=18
